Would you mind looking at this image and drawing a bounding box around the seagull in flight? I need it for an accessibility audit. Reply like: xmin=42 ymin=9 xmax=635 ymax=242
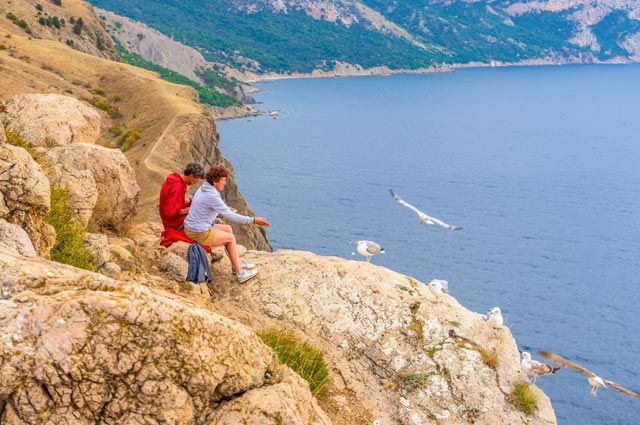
xmin=539 ymin=350 xmax=640 ymax=399
xmin=389 ymin=190 xmax=462 ymax=230
xmin=355 ymin=240 xmax=385 ymax=263
xmin=520 ymin=351 xmax=559 ymax=384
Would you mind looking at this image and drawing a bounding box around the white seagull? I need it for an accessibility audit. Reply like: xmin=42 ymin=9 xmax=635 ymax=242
xmin=428 ymin=279 xmax=449 ymax=296
xmin=356 ymin=240 xmax=385 ymax=263
xmin=483 ymin=307 xmax=504 ymax=328
xmin=389 ymin=189 xmax=462 ymax=230
xmin=539 ymin=350 xmax=640 ymax=399
xmin=520 ymin=351 xmax=559 ymax=383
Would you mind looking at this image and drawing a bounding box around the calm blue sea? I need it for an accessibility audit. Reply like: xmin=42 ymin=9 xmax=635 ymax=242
xmin=218 ymin=65 xmax=640 ymax=424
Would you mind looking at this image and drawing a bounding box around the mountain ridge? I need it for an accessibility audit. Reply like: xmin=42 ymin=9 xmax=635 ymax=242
xmin=88 ymin=0 xmax=640 ymax=73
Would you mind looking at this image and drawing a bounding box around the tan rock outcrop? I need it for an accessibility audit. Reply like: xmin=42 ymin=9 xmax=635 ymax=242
xmin=0 ymin=247 xmax=329 ymax=425
xmin=0 ymin=219 xmax=36 ymax=257
xmin=2 ymin=94 xmax=101 ymax=147
xmin=42 ymin=144 xmax=140 ymax=233
xmin=0 ymin=144 xmax=54 ymax=255
xmin=212 ymin=250 xmax=557 ymax=425
xmin=0 ymin=123 xmax=6 ymax=144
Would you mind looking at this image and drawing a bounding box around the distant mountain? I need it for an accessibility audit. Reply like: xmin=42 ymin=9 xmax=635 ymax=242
xmin=88 ymin=0 xmax=640 ymax=73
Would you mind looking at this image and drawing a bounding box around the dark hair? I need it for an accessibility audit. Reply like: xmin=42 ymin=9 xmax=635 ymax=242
xmin=206 ymin=165 xmax=229 ymax=185
xmin=184 ymin=163 xmax=205 ymax=178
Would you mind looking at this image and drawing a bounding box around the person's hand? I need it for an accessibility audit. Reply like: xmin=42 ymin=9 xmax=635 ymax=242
xmin=180 ymin=207 xmax=190 ymax=215
xmin=253 ymin=217 xmax=271 ymax=227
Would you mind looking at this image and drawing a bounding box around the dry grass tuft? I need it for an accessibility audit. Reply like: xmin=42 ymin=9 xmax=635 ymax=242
xmin=511 ymin=381 xmax=537 ymax=414
xmin=258 ymin=329 xmax=330 ymax=398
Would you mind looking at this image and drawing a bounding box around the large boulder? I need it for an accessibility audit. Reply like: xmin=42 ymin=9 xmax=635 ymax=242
xmin=44 ymin=167 xmax=98 ymax=226
xmin=42 ymin=144 xmax=140 ymax=233
xmin=0 ymin=144 xmax=55 ymax=255
xmin=0 ymin=247 xmax=330 ymax=425
xmin=0 ymin=219 xmax=36 ymax=257
xmin=213 ymin=250 xmax=557 ymax=425
xmin=2 ymin=94 xmax=101 ymax=147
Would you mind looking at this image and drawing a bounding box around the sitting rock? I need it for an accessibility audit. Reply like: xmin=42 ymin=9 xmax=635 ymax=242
xmin=83 ymin=232 xmax=110 ymax=269
xmin=109 ymin=244 xmax=136 ymax=272
xmin=100 ymin=261 xmax=122 ymax=278
xmin=0 ymin=219 xmax=36 ymax=257
xmin=2 ymin=93 xmax=101 ymax=147
xmin=0 ymin=144 xmax=55 ymax=255
xmin=160 ymin=252 xmax=188 ymax=281
xmin=42 ymin=144 xmax=140 ymax=233
xmin=108 ymin=236 xmax=136 ymax=254
xmin=0 ymin=122 xmax=6 ymax=144
xmin=0 ymin=247 xmax=329 ymax=425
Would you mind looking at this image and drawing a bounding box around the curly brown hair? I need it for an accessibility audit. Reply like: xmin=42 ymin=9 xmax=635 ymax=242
xmin=205 ymin=165 xmax=229 ymax=185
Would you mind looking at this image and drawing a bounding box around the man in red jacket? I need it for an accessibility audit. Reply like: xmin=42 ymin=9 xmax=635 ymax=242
xmin=159 ymin=163 xmax=205 ymax=246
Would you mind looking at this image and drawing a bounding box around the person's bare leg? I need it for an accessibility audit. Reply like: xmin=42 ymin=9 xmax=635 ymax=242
xmin=213 ymin=223 xmax=233 ymax=233
xmin=210 ymin=229 xmax=241 ymax=273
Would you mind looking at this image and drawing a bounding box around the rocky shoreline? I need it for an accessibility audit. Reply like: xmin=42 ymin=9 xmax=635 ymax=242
xmin=244 ymin=55 xmax=638 ymax=83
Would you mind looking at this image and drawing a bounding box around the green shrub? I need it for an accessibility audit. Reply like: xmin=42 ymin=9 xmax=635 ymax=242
xmin=45 ymin=187 xmax=95 ymax=271
xmin=258 ymin=330 xmax=330 ymax=397
xmin=36 ymin=4 xmax=43 ymax=11
xmin=5 ymin=130 xmax=40 ymax=162
xmin=109 ymin=126 xmax=123 ymax=136
xmin=399 ymin=372 xmax=431 ymax=392
xmin=118 ymin=128 xmax=142 ymax=151
xmin=51 ymin=0 xmax=62 ymax=6
xmin=511 ymin=382 xmax=537 ymax=414
xmin=90 ymin=97 xmax=121 ymax=118
xmin=72 ymin=17 xmax=83 ymax=35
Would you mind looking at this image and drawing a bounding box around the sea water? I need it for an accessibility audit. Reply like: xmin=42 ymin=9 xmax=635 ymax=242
xmin=218 ymin=65 xmax=640 ymax=424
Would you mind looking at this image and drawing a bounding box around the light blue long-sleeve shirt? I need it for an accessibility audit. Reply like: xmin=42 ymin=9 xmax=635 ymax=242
xmin=183 ymin=181 xmax=253 ymax=232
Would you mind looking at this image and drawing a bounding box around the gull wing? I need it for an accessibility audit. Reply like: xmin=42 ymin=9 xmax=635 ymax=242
xmin=603 ymin=379 xmax=640 ymax=400
xmin=389 ymin=189 xmax=427 ymax=218
xmin=428 ymin=215 xmax=463 ymax=231
xmin=538 ymin=351 xmax=594 ymax=377
xmin=365 ymin=241 xmax=382 ymax=254
xmin=530 ymin=360 xmax=559 ymax=376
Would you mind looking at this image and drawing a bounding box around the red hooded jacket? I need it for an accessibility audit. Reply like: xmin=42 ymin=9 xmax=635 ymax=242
xmin=158 ymin=173 xmax=211 ymax=252
xmin=159 ymin=173 xmax=189 ymax=231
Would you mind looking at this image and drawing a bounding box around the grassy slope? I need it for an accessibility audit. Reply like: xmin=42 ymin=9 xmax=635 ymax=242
xmin=117 ymin=46 xmax=240 ymax=107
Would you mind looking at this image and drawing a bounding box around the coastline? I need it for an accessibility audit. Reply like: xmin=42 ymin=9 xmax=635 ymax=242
xmin=214 ymin=55 xmax=638 ymax=120
xmin=244 ymin=54 xmax=638 ymax=83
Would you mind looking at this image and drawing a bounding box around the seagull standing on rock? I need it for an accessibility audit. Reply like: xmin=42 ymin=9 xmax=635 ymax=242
xmin=483 ymin=307 xmax=504 ymax=328
xmin=520 ymin=351 xmax=559 ymax=383
xmin=389 ymin=189 xmax=462 ymax=230
xmin=355 ymin=240 xmax=385 ymax=263
xmin=428 ymin=279 xmax=449 ymax=296
xmin=539 ymin=350 xmax=640 ymax=399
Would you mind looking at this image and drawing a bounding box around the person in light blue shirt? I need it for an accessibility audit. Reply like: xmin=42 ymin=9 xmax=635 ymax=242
xmin=184 ymin=165 xmax=270 ymax=283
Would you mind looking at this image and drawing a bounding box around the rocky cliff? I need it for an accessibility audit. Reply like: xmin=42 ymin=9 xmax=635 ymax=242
xmin=0 ymin=246 xmax=328 ymax=424
xmin=0 ymin=225 xmax=558 ymax=424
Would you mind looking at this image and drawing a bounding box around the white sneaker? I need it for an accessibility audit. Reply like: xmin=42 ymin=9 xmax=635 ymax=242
xmin=241 ymin=261 xmax=256 ymax=270
xmin=236 ymin=268 xmax=258 ymax=284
